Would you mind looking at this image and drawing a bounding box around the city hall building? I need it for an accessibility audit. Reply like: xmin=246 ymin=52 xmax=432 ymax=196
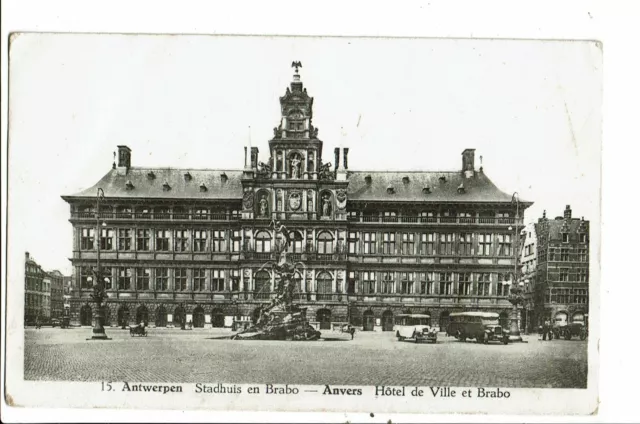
xmin=63 ymin=66 xmax=532 ymax=331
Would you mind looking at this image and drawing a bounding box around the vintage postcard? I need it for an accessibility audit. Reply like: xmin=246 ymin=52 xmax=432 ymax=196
xmin=4 ymin=33 xmax=601 ymax=418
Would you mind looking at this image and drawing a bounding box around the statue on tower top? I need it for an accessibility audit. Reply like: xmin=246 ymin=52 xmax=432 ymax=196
xmin=291 ymin=61 xmax=302 ymax=73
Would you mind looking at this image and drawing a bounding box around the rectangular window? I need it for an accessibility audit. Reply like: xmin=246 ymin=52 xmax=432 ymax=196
xmin=401 ymin=233 xmax=415 ymax=255
xmin=136 ymin=268 xmax=150 ymax=291
xmin=81 ymin=228 xmax=95 ymax=250
xmin=175 ymin=268 xmax=187 ymax=291
xmin=381 ymin=272 xmax=394 ymax=294
xmin=420 ymin=233 xmax=435 ymax=255
xmin=383 ymin=232 xmax=395 ymax=254
xmin=231 ymin=230 xmax=241 ymax=252
xmin=562 ymin=233 xmax=570 ymax=243
xmin=117 ymin=268 xmax=132 ymax=290
xmin=363 ymin=232 xmax=377 ymax=255
xmin=136 ymin=229 xmax=150 ymax=251
xmin=211 ymin=270 xmax=225 ymax=292
xmin=578 ymin=249 xmax=587 ymax=262
xmin=193 ymin=268 xmax=206 ymax=291
xmin=347 ymin=271 xmax=356 ymax=294
xmin=439 ymin=233 xmax=454 ymax=255
xmin=193 ymin=230 xmax=207 ymax=252
xmin=458 ymin=233 xmax=472 ymax=256
xmin=212 ymin=230 xmax=226 ymax=252
xmin=577 ymin=269 xmax=588 ymax=282
xmin=419 ymin=272 xmax=435 ymax=294
xmin=478 ymin=233 xmax=492 ymax=256
xmin=400 ymin=272 xmax=414 ymax=294
xmin=361 ymin=271 xmax=376 ymax=294
xmin=155 ymin=268 xmax=169 ymax=291
xmin=193 ymin=208 xmax=208 ymax=220
xmin=439 ymin=272 xmax=453 ymax=295
xmin=561 ymin=248 xmax=570 ymax=261
xmin=458 ymin=273 xmax=471 ymax=295
xmin=580 ymin=233 xmax=587 ymax=243
xmin=156 ymin=230 xmax=170 ymax=251
xmin=118 ymin=229 xmax=132 ymax=251
xmin=497 ymin=234 xmax=512 ymax=256
xmin=175 ymin=230 xmax=189 ymax=252
xmin=80 ymin=267 xmax=93 ymax=289
xmin=230 ymin=270 xmax=239 ymax=291
xmin=560 ymin=269 xmax=570 ymax=282
xmin=100 ymin=228 xmax=114 ymax=250
xmin=477 ymin=273 xmax=490 ymax=296
xmin=496 ymin=274 xmax=507 ymax=296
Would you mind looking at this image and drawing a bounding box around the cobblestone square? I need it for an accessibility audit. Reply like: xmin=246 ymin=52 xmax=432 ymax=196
xmin=24 ymin=327 xmax=587 ymax=388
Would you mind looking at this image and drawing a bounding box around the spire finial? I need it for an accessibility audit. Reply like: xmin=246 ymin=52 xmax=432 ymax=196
xmin=291 ymin=61 xmax=302 ymax=74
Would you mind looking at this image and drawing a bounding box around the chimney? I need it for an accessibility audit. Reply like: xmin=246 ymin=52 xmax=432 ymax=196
xmin=250 ymin=147 xmax=259 ymax=169
xmin=25 ymin=252 xmax=29 ymax=261
xmin=343 ymin=148 xmax=349 ymax=170
xmin=564 ymin=205 xmax=572 ymax=220
xmin=334 ymin=148 xmax=340 ymax=171
xmin=117 ymin=145 xmax=132 ymax=175
xmin=462 ymin=148 xmax=475 ymax=178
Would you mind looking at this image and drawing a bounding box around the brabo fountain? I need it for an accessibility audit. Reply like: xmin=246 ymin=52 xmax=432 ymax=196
xmin=231 ymin=220 xmax=322 ymax=341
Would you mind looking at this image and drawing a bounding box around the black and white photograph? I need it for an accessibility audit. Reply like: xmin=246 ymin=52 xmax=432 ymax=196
xmin=5 ymin=32 xmax=602 ymax=417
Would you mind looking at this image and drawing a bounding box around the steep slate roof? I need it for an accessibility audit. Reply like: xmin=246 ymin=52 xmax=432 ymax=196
xmin=542 ymin=218 xmax=589 ymax=239
xmin=64 ymin=168 xmax=244 ymax=201
xmin=64 ymin=166 xmax=529 ymax=206
xmin=346 ymin=170 xmax=525 ymax=204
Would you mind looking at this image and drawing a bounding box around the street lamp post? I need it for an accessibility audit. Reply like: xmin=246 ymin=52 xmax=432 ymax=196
xmin=506 ymin=192 xmax=523 ymax=342
xmin=88 ymin=187 xmax=111 ymax=340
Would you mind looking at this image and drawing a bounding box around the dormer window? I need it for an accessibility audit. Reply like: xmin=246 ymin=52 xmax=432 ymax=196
xmin=402 ymin=176 xmax=410 ymax=185
xmin=562 ymin=233 xmax=569 ymax=243
xmin=220 ymin=173 xmax=228 ymax=184
xmin=163 ymin=181 xmax=171 ymax=191
xmin=147 ymin=171 xmax=155 ymax=180
xmin=199 ymin=183 xmax=207 ymax=192
xmin=579 ymin=233 xmax=587 ymax=243
xmin=439 ymin=176 xmax=447 ymax=183
xmin=184 ymin=172 xmax=192 ymax=181
xmin=125 ymin=180 xmax=134 ymax=190
xmin=386 ymin=185 xmax=395 ymax=195
xmin=422 ymin=186 xmax=431 ymax=194
xmin=457 ymin=183 xmax=465 ymax=193
xmin=365 ymin=175 xmax=372 ymax=185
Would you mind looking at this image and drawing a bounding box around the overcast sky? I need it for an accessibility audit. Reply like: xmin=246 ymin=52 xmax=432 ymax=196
xmin=8 ymin=34 xmax=601 ymax=274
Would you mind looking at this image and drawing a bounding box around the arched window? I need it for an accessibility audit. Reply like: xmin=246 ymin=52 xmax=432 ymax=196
xmin=155 ymin=306 xmax=167 ymax=327
xmin=255 ymin=231 xmax=271 ymax=253
xmin=293 ymin=272 xmax=303 ymax=298
xmin=316 ymin=271 xmax=333 ymax=300
xmin=136 ymin=305 xmax=149 ymax=325
xmin=439 ymin=311 xmax=450 ymax=332
xmin=254 ymin=270 xmax=271 ymax=300
xmin=288 ymin=231 xmax=304 ymax=253
xmin=193 ymin=306 xmax=205 ymax=328
xmin=317 ymin=231 xmax=334 ymax=254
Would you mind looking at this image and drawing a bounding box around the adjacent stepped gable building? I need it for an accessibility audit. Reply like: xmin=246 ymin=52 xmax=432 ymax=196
xmin=62 ymin=65 xmax=532 ymax=331
xmin=534 ymin=206 xmax=589 ymax=327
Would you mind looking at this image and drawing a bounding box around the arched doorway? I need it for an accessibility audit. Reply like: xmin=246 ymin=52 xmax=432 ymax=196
xmin=499 ymin=311 xmax=510 ymax=329
xmin=80 ymin=305 xmax=92 ymax=326
xmin=117 ymin=305 xmax=130 ymax=327
xmin=316 ymin=308 xmax=332 ymax=330
xmin=363 ymin=310 xmax=375 ymax=331
xmin=572 ymin=312 xmax=585 ymax=324
xmin=554 ymin=311 xmax=568 ymax=326
xmin=136 ymin=305 xmax=149 ymax=325
xmin=439 ymin=311 xmax=450 ymax=332
xmin=382 ymin=310 xmax=394 ymax=331
xmin=193 ymin=306 xmax=205 ymax=328
xmin=174 ymin=306 xmax=185 ymax=327
xmin=155 ymin=306 xmax=167 ymax=327
xmin=211 ymin=308 xmax=224 ymax=328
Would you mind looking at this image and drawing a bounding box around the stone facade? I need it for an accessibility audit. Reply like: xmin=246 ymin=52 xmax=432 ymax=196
xmin=62 ymin=65 xmax=532 ymax=331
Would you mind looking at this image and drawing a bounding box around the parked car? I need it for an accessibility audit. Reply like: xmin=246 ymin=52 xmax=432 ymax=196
xmin=552 ymin=322 xmax=587 ymax=340
xmin=395 ymin=314 xmax=438 ymax=344
xmin=447 ymin=312 xmax=510 ymax=345
xmin=61 ymin=316 xmax=71 ymax=329
xmin=50 ymin=318 xmax=61 ymax=327
xmin=129 ymin=324 xmax=147 ymax=337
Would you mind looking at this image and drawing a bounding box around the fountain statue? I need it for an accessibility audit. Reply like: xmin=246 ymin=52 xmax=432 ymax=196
xmin=231 ymin=220 xmax=321 ymax=341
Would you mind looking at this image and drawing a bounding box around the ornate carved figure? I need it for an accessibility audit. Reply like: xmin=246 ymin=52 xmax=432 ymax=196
xmin=259 ymin=195 xmax=269 ymax=217
xmin=289 ymin=191 xmax=301 ymax=211
xmin=336 ymin=189 xmax=347 ymax=210
xmin=242 ymin=190 xmax=255 ymax=210
xmin=318 ymin=162 xmax=334 ymax=180
xmin=257 ymin=161 xmax=271 ymax=178
xmin=290 ymin=156 xmax=301 ymax=179
xmin=322 ymin=194 xmax=332 ymax=217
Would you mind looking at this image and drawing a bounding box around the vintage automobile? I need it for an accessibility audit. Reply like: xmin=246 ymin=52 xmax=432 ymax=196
xmin=447 ymin=312 xmax=510 ymax=345
xmin=552 ymin=322 xmax=587 ymax=340
xmin=129 ymin=324 xmax=147 ymax=337
xmin=60 ymin=316 xmax=71 ymax=329
xmin=394 ymin=314 xmax=438 ymax=343
xmin=50 ymin=318 xmax=61 ymax=327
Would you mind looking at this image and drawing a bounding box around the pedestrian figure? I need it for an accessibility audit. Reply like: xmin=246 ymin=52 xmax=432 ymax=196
xmin=349 ymin=326 xmax=356 ymax=340
xmin=542 ymin=320 xmax=551 ymax=341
